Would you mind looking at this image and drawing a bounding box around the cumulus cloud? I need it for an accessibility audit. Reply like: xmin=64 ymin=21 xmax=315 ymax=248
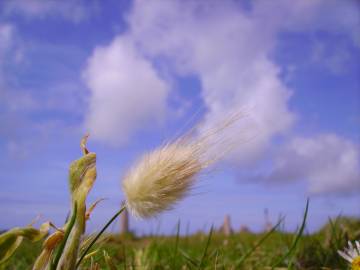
xmin=1 ymin=0 xmax=97 ymax=22
xmin=83 ymin=0 xmax=359 ymax=186
xmin=257 ymin=134 xmax=360 ymax=194
xmin=125 ymin=0 xmax=295 ymax=163
xmin=83 ymin=36 xmax=169 ymax=145
xmin=83 ymin=0 xmax=295 ymax=158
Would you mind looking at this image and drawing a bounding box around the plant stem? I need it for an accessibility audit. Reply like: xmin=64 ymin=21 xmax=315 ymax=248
xmin=271 ymin=199 xmax=309 ymax=269
xmin=76 ymin=206 xmax=126 ymax=269
xmin=50 ymin=202 xmax=77 ymax=270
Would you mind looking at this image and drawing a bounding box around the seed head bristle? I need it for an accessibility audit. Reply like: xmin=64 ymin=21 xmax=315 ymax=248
xmin=122 ymin=111 xmax=244 ymax=218
xmin=122 ymin=139 xmax=209 ymax=218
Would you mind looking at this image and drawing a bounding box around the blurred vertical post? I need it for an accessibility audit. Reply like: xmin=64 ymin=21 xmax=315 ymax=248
xmin=264 ymin=208 xmax=272 ymax=232
xmin=120 ymin=208 xmax=129 ymax=235
xmin=221 ymin=214 xmax=233 ymax=236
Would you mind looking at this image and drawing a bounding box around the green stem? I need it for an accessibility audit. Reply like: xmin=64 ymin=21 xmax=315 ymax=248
xmin=51 ymin=202 xmax=78 ymax=270
xmin=271 ymin=199 xmax=309 ymax=269
xmin=76 ymin=206 xmax=126 ymax=269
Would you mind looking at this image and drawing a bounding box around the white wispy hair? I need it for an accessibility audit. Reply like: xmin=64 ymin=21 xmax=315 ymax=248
xmin=122 ymin=139 xmax=207 ymax=218
xmin=122 ymin=113 xmax=243 ymax=218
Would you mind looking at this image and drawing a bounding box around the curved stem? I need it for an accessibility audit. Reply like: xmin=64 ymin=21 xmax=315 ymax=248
xmin=51 ymin=202 xmax=77 ymax=270
xmin=76 ymin=206 xmax=126 ymax=269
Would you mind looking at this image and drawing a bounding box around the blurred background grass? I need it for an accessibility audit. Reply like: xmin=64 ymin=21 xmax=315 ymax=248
xmin=2 ymin=216 xmax=359 ymax=270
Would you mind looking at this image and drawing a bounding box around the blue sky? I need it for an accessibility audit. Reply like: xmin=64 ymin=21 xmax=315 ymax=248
xmin=0 ymin=0 xmax=359 ymax=235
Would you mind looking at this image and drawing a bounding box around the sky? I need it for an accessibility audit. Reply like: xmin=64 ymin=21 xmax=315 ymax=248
xmin=0 ymin=0 xmax=359 ymax=235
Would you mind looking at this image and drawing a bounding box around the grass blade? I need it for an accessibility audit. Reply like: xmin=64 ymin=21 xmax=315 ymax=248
xmin=235 ymin=216 xmax=284 ymax=267
xmin=272 ymin=199 xmax=309 ymax=269
xmin=171 ymin=220 xmax=181 ymax=268
xmin=179 ymin=249 xmax=199 ymax=267
xmin=76 ymin=205 xmax=126 ymax=268
xmin=198 ymin=225 xmax=214 ymax=269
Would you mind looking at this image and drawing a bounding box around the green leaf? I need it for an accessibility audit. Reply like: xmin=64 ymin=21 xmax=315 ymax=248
xmin=76 ymin=206 xmax=126 ymax=268
xmin=272 ymin=199 xmax=310 ymax=269
xmin=51 ymin=202 xmax=78 ymax=270
xmin=0 ymin=221 xmax=50 ymax=265
xmin=0 ymin=234 xmax=23 ymax=265
xmin=198 ymin=226 xmax=214 ymax=269
xmin=103 ymin=250 xmax=117 ymax=270
xmin=235 ymin=217 xmax=284 ymax=267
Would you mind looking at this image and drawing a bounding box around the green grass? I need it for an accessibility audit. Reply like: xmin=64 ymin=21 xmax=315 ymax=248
xmin=2 ymin=216 xmax=358 ymax=270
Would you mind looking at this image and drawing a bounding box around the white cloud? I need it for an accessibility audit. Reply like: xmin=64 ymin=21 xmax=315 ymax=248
xmin=253 ymin=0 xmax=360 ymax=47
xmin=0 ymin=23 xmax=15 ymax=93
xmin=0 ymin=23 xmax=13 ymax=88
xmin=83 ymin=36 xmax=169 ymax=145
xmin=82 ymin=0 xmax=359 ymax=196
xmin=83 ymin=0 xmax=359 ymax=155
xmin=0 ymin=23 xmax=34 ymax=159
xmin=0 ymin=23 xmax=36 ymax=110
xmin=126 ymin=0 xmax=294 ymax=163
xmin=0 ymin=23 xmax=13 ymax=52
xmin=0 ymin=23 xmax=15 ymax=61
xmin=0 ymin=23 xmax=83 ymax=160
xmin=260 ymin=134 xmax=360 ymax=194
xmin=124 ymin=0 xmax=359 ymax=164
xmin=2 ymin=0 xmax=96 ymax=22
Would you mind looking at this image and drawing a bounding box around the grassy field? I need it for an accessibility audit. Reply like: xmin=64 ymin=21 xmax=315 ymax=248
xmin=2 ymin=216 xmax=359 ymax=270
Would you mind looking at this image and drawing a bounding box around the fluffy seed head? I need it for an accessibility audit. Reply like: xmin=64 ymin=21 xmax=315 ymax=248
xmin=122 ymin=112 xmax=243 ymax=218
xmin=122 ymin=139 xmax=210 ymax=218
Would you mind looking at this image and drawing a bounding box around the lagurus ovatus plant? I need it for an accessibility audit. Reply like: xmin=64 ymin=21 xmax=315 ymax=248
xmin=0 ymin=113 xmax=236 ymax=270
